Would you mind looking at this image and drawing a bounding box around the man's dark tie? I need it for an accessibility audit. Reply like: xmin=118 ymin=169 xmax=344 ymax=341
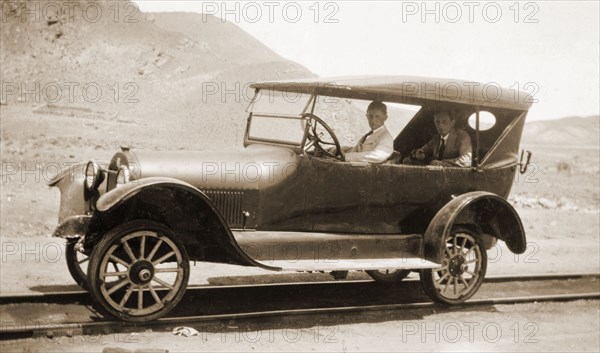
xmin=359 ymin=130 xmax=373 ymax=147
xmin=437 ymin=138 xmax=446 ymax=160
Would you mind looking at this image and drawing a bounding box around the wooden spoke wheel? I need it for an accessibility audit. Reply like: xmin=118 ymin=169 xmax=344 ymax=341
xmin=420 ymin=228 xmax=487 ymax=304
xmin=65 ymin=241 xmax=89 ymax=290
xmin=366 ymin=269 xmax=411 ymax=283
xmin=88 ymin=220 xmax=189 ymax=322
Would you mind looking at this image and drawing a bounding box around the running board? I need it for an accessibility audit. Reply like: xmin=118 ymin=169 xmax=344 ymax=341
xmin=233 ymin=231 xmax=424 ymax=262
xmin=252 ymin=258 xmax=441 ymax=272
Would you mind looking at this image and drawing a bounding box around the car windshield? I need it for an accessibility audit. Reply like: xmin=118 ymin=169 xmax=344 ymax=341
xmin=246 ymin=91 xmax=312 ymax=146
xmin=245 ymin=89 xmax=420 ymax=149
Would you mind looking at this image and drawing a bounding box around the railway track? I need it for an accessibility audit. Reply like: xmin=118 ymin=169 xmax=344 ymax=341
xmin=1 ymin=273 xmax=598 ymax=340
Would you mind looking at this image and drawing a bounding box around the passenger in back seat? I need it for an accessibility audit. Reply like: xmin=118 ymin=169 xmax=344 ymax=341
xmin=403 ymin=111 xmax=472 ymax=167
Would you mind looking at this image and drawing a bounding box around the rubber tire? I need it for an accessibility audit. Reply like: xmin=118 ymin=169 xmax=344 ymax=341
xmin=65 ymin=241 xmax=89 ymax=290
xmin=366 ymin=269 xmax=411 ymax=283
xmin=420 ymin=228 xmax=487 ymax=304
xmin=87 ymin=220 xmax=190 ymax=322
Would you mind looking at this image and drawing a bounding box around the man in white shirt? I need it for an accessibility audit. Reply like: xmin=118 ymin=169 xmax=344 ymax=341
xmin=343 ymin=101 xmax=394 ymax=163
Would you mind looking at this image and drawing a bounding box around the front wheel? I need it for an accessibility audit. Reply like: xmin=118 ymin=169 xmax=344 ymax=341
xmin=65 ymin=241 xmax=89 ymax=290
xmin=87 ymin=220 xmax=190 ymax=322
xmin=420 ymin=228 xmax=487 ymax=304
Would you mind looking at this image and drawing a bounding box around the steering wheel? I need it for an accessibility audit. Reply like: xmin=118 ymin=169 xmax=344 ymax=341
xmin=302 ymin=113 xmax=344 ymax=160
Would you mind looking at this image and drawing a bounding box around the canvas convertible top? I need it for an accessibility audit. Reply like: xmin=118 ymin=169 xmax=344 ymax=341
xmin=251 ymin=76 xmax=533 ymax=111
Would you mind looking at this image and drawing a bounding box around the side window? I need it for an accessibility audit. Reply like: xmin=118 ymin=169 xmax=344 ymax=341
xmin=466 ymin=111 xmax=497 ymax=162
xmin=312 ymin=99 xmax=420 ymax=147
xmin=384 ymin=102 xmax=422 ymax=140
xmin=467 ymin=111 xmax=496 ymax=131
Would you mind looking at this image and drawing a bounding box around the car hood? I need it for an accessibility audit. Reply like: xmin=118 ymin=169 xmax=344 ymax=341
xmin=123 ymin=144 xmax=299 ymax=190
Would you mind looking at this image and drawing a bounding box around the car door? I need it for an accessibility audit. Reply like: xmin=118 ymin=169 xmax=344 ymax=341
xmin=389 ymin=164 xmax=474 ymax=233
xmin=304 ymin=157 xmax=393 ymax=233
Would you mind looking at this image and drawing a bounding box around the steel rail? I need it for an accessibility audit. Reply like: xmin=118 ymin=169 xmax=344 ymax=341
xmin=1 ymin=272 xmax=598 ymax=305
xmin=1 ymin=273 xmax=598 ymax=340
xmin=1 ymin=292 xmax=598 ymax=340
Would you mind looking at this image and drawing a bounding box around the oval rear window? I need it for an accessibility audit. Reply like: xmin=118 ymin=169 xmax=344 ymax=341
xmin=468 ymin=111 xmax=496 ymax=131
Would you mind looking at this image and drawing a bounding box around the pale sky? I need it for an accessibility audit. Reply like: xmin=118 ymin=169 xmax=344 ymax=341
xmin=134 ymin=1 xmax=600 ymax=121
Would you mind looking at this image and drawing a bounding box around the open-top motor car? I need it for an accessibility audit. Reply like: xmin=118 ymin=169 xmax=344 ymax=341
xmin=48 ymin=76 xmax=533 ymax=322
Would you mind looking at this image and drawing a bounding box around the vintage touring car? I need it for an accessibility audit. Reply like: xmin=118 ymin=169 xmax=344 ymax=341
xmin=48 ymin=76 xmax=533 ymax=322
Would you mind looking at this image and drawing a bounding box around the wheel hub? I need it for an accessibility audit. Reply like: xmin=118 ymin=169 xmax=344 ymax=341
xmin=129 ymin=260 xmax=155 ymax=285
xmin=448 ymin=256 xmax=466 ymax=277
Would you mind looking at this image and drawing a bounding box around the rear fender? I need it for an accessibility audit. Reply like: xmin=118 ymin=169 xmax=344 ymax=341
xmin=424 ymin=191 xmax=526 ymax=263
xmin=92 ymin=177 xmax=277 ymax=270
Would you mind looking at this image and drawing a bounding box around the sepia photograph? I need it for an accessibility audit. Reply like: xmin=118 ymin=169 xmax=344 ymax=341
xmin=1 ymin=1 xmax=599 ymax=352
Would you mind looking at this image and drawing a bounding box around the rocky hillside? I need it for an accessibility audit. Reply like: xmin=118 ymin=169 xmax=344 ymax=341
xmin=0 ymin=1 xmax=313 ymax=148
xmin=522 ymin=115 xmax=599 ymax=147
xmin=150 ymin=12 xmax=283 ymax=68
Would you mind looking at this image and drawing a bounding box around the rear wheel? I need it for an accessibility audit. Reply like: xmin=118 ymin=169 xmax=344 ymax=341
xmin=87 ymin=220 xmax=189 ymax=322
xmin=366 ymin=269 xmax=411 ymax=283
xmin=420 ymin=228 xmax=487 ymax=304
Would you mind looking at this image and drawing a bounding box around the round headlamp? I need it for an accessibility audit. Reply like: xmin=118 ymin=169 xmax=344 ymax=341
xmin=116 ymin=165 xmax=130 ymax=186
xmin=84 ymin=160 xmax=101 ymax=191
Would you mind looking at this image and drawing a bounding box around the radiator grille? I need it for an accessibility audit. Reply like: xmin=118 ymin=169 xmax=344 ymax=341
xmin=201 ymin=190 xmax=244 ymax=226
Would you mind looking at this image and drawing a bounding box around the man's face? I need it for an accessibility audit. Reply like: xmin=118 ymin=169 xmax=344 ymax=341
xmin=366 ymin=109 xmax=387 ymax=130
xmin=434 ymin=113 xmax=455 ymax=136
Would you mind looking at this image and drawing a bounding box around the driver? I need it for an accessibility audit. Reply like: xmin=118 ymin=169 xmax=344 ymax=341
xmin=343 ymin=101 xmax=394 ymax=163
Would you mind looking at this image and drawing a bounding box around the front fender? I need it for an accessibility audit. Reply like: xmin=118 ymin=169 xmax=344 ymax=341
xmin=96 ymin=177 xmax=188 ymax=212
xmin=48 ymin=162 xmax=87 ymax=224
xmin=48 ymin=161 xmax=110 ymax=224
xmin=94 ymin=177 xmax=278 ymax=270
xmin=52 ymin=215 xmax=92 ymax=239
xmin=424 ymin=191 xmax=526 ymax=263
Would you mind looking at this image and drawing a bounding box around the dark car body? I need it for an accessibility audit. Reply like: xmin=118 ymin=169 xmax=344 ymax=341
xmin=48 ymin=76 xmax=533 ymax=321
